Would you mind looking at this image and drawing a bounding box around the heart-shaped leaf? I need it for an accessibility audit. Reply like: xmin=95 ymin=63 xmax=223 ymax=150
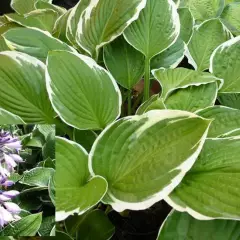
xmin=3 ymin=27 xmax=75 ymax=61
xmin=0 ymin=51 xmax=54 ymax=123
xmin=210 ymin=36 xmax=240 ymax=93
xmin=104 ymin=36 xmax=144 ymax=89
xmin=89 ymin=110 xmax=211 ymax=212
xmin=124 ymin=0 xmax=180 ymax=60
xmin=76 ymin=0 xmax=147 ymax=58
xmin=46 ymin=50 xmax=121 ymax=130
xmin=157 ymin=210 xmax=240 ymax=240
xmin=56 ymin=137 xmax=107 ymax=221
xmin=165 ymin=137 xmax=240 ymax=220
xmin=186 ymin=19 xmax=231 ymax=71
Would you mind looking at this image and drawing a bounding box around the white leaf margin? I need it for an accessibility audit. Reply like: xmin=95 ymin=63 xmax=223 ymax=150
xmin=89 ymin=110 xmax=212 ymax=212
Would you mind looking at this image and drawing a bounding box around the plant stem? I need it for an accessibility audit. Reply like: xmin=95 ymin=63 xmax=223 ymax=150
xmin=144 ymin=57 xmax=150 ymax=101
xmin=127 ymin=89 xmax=132 ymax=115
xmin=93 ymin=50 xmax=99 ymax=63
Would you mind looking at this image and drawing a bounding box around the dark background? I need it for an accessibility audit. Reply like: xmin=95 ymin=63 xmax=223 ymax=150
xmin=0 ymin=0 xmax=78 ymax=15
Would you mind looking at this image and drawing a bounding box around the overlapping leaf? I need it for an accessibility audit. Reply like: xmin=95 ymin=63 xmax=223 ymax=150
xmin=76 ymin=0 xmax=147 ymax=58
xmin=90 ymin=110 xmax=211 ymax=212
xmin=165 ymin=137 xmax=240 ymax=220
xmin=46 ymin=50 xmax=121 ymax=130
xmin=0 ymin=51 xmax=54 ymax=123
xmin=56 ymin=137 xmax=107 ymax=221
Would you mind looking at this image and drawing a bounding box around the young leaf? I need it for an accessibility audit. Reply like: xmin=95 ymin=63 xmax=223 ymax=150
xmin=38 ymin=124 xmax=55 ymax=139
xmin=197 ymin=106 xmax=240 ymax=138
xmin=3 ymin=27 xmax=75 ymax=61
xmin=11 ymin=0 xmax=52 ymax=14
xmin=42 ymin=131 xmax=55 ymax=159
xmin=0 ymin=51 xmax=54 ymax=123
xmin=104 ymin=36 xmax=145 ymax=89
xmin=210 ymin=36 xmax=240 ymax=93
xmin=76 ymin=0 xmax=147 ymax=58
xmin=186 ymin=19 xmax=231 ymax=71
xmin=20 ymin=167 xmax=55 ymax=187
xmin=89 ymin=110 xmax=211 ymax=212
xmin=38 ymin=216 xmax=55 ymax=236
xmin=46 ymin=50 xmax=121 ymax=130
xmin=165 ymin=138 xmax=240 ymax=220
xmin=124 ymin=0 xmax=180 ymax=60
xmin=178 ymin=7 xmax=194 ymax=43
xmin=183 ymin=0 xmax=225 ymax=22
xmin=6 ymin=9 xmax=58 ymax=33
xmin=56 ymin=137 xmax=107 ymax=221
xmin=218 ymin=93 xmax=240 ymax=110
xmin=221 ymin=2 xmax=240 ymax=36
xmin=0 ymin=108 xmax=25 ymax=124
xmin=164 ymin=82 xmax=218 ymax=112
xmin=152 ymin=68 xmax=223 ymax=100
xmin=151 ymin=38 xmax=186 ymax=70
xmin=76 ymin=210 xmax=115 ymax=240
xmin=0 ymin=213 xmax=42 ymax=236
xmin=157 ymin=210 xmax=240 ymax=240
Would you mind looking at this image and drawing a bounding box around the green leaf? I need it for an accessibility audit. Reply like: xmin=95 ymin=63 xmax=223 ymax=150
xmin=183 ymin=0 xmax=225 ymax=22
xmin=0 ymin=51 xmax=54 ymax=123
xmin=151 ymin=38 xmax=186 ymax=70
xmin=89 ymin=110 xmax=211 ymax=212
xmin=76 ymin=0 xmax=147 ymax=57
xmin=11 ymin=0 xmax=52 ymax=14
xmin=197 ymin=106 xmax=240 ymax=138
xmin=104 ymin=36 xmax=144 ymax=89
xmin=6 ymin=9 xmax=58 ymax=33
xmin=38 ymin=216 xmax=55 ymax=236
xmin=0 ymin=108 xmax=25 ymax=124
xmin=52 ymin=9 xmax=72 ymax=43
xmin=56 ymin=137 xmax=107 ymax=221
xmin=46 ymin=50 xmax=121 ymax=130
xmin=164 ymin=82 xmax=218 ymax=112
xmin=186 ymin=18 xmax=231 ymax=71
xmin=178 ymin=7 xmax=194 ymax=43
xmin=66 ymin=0 xmax=90 ymax=49
xmin=1 ymin=213 xmax=42 ymax=236
xmin=56 ymin=231 xmax=74 ymax=240
xmin=221 ymin=3 xmax=240 ymax=36
xmin=218 ymin=93 xmax=240 ymax=110
xmin=152 ymin=68 xmax=223 ymax=100
xmin=166 ymin=137 xmax=240 ymax=220
xmin=3 ymin=27 xmax=75 ymax=61
xmin=76 ymin=210 xmax=115 ymax=240
xmin=157 ymin=210 xmax=240 ymax=240
xmin=73 ymin=129 xmax=97 ymax=152
xmin=50 ymin=225 xmax=55 ymax=236
xmin=48 ymin=172 xmax=55 ymax=206
xmin=20 ymin=167 xmax=55 ymax=187
xmin=136 ymin=95 xmax=166 ymax=115
xmin=35 ymin=1 xmax=66 ymax=16
xmin=210 ymin=36 xmax=240 ymax=93
xmin=42 ymin=131 xmax=55 ymax=159
xmin=124 ymin=0 xmax=180 ymax=60
xmin=38 ymin=124 xmax=55 ymax=139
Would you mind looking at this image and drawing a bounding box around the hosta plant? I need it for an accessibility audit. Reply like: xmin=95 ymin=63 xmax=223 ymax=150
xmin=0 ymin=0 xmax=240 ymax=239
